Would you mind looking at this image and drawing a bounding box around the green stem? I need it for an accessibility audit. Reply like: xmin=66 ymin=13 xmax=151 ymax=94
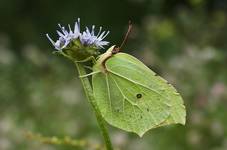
xmin=75 ymin=62 xmax=113 ymax=150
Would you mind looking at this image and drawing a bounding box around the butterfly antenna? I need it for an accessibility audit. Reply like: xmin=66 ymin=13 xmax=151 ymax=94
xmin=112 ymin=21 xmax=132 ymax=54
xmin=119 ymin=21 xmax=132 ymax=50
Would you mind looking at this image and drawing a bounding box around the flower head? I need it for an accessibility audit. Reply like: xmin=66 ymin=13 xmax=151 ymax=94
xmin=80 ymin=26 xmax=109 ymax=49
xmin=46 ymin=18 xmax=109 ymax=51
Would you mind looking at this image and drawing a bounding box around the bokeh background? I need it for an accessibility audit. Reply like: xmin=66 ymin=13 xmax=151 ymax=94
xmin=1 ymin=0 xmax=227 ymax=150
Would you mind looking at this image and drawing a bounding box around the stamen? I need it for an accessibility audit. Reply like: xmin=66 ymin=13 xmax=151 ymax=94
xmin=58 ymin=24 xmax=64 ymax=31
xmin=68 ymin=24 xmax=72 ymax=33
xmin=101 ymin=31 xmax=110 ymax=40
xmin=98 ymin=31 xmax=106 ymax=40
xmin=92 ymin=25 xmax=95 ymax=35
xmin=97 ymin=26 xmax=102 ymax=37
xmin=77 ymin=18 xmax=80 ymax=31
xmin=61 ymin=27 xmax=68 ymax=35
xmin=56 ymin=30 xmax=64 ymax=37
xmin=85 ymin=27 xmax=91 ymax=36
xmin=46 ymin=34 xmax=55 ymax=45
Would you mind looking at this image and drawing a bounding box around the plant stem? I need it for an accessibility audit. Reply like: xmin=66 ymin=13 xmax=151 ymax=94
xmin=75 ymin=62 xmax=113 ymax=150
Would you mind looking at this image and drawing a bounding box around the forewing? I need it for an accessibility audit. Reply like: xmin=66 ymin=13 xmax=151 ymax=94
xmin=106 ymin=53 xmax=186 ymax=126
xmin=93 ymin=53 xmax=185 ymax=136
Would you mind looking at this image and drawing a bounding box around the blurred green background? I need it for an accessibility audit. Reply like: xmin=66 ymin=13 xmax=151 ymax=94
xmin=0 ymin=0 xmax=227 ymax=149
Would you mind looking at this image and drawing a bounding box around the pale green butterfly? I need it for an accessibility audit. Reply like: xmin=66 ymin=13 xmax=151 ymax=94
xmin=85 ymin=25 xmax=186 ymax=137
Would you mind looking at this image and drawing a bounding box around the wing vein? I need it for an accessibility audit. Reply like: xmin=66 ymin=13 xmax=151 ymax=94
xmin=105 ymin=74 xmax=113 ymax=122
xmin=108 ymin=70 xmax=171 ymax=106
xmin=110 ymin=74 xmax=159 ymax=129
xmin=109 ymin=74 xmax=133 ymax=131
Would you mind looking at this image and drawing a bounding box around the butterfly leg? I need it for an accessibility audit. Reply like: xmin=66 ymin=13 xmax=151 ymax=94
xmin=79 ymin=71 xmax=101 ymax=78
xmin=83 ymin=65 xmax=93 ymax=71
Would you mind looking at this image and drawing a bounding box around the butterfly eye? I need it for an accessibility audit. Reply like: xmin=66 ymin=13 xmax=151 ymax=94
xmin=136 ymin=93 xmax=142 ymax=99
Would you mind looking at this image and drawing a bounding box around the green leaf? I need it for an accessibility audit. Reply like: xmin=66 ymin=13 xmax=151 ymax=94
xmin=92 ymin=51 xmax=186 ymax=137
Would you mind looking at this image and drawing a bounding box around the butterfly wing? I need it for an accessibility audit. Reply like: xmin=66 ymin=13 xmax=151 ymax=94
xmin=92 ymin=53 xmax=186 ymax=136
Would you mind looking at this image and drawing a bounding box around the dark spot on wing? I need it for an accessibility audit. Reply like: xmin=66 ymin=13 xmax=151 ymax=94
xmin=136 ymin=93 xmax=142 ymax=99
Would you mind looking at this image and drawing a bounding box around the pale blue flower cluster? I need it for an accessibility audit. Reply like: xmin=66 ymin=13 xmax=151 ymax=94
xmin=46 ymin=18 xmax=109 ymax=50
